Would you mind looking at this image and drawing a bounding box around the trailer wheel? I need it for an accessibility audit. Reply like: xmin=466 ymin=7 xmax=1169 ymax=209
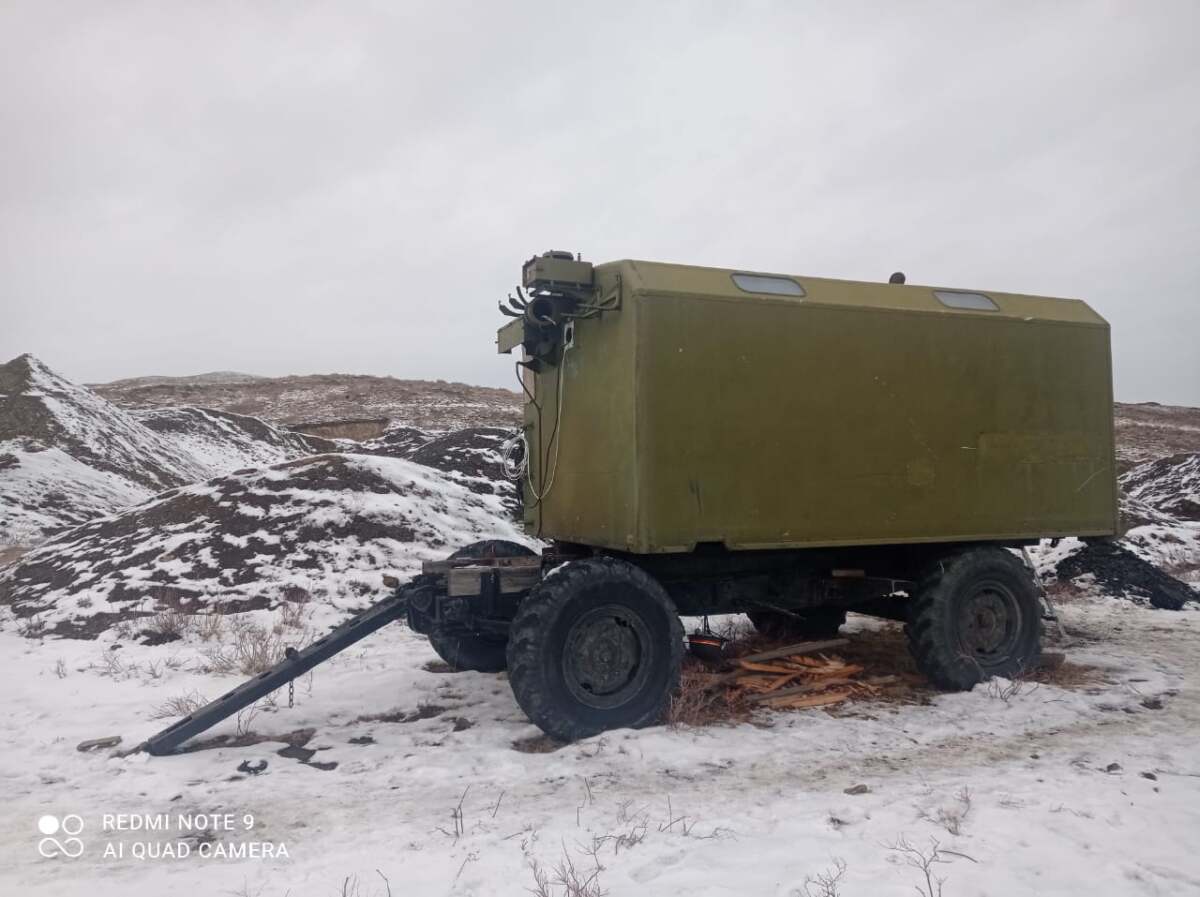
xmin=906 ymin=547 xmax=1042 ymax=690
xmin=507 ymin=557 xmax=684 ymax=741
xmin=426 ymin=540 xmax=535 ymax=673
xmin=748 ymin=608 xmax=846 ymax=640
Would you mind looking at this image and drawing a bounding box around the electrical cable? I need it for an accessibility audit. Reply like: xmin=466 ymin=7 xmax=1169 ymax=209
xmin=531 ymin=337 xmax=570 ymax=504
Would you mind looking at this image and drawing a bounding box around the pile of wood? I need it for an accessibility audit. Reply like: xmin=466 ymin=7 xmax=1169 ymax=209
xmin=704 ymin=638 xmax=895 ymax=710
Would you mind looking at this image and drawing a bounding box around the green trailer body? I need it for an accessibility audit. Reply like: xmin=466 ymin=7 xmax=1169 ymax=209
xmin=500 ymin=259 xmax=1118 ymax=554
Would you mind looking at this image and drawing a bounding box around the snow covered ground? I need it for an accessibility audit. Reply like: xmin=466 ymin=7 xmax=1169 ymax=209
xmin=2 ymin=592 xmax=1198 ymax=897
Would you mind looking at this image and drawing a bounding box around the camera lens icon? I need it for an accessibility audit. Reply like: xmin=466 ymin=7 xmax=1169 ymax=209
xmin=37 ymin=814 xmax=84 ymax=858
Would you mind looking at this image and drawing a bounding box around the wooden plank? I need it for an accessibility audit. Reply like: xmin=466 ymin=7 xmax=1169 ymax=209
xmin=764 ymin=689 xmax=852 ymax=709
xmin=737 ymin=639 xmax=848 ymax=664
xmin=745 ymin=677 xmax=858 ymax=704
xmin=761 ymin=672 xmax=807 ymax=692
xmin=737 ymin=660 xmax=804 ymax=674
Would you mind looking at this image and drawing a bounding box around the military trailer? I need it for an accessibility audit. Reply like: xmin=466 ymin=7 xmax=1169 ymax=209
xmin=144 ymin=252 xmax=1117 ymax=754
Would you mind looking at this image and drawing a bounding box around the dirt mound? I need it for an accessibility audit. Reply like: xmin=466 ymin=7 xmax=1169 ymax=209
xmin=0 ymin=356 xmax=355 ymax=545
xmin=94 ymin=370 xmax=522 ymax=431
xmin=0 ymin=453 xmax=528 ymax=637
xmin=0 ymin=354 xmax=210 ymax=544
xmin=409 ymin=427 xmax=512 ymax=481
xmin=356 ymin=425 xmax=434 ymax=459
xmin=350 ymin=426 xmax=519 ymax=516
xmin=404 ymin=427 xmax=519 ymax=517
xmin=135 ymin=406 xmax=335 ymax=475
xmin=0 ymin=354 xmax=206 ymax=491
xmin=1056 ymin=541 xmax=1197 ymax=610
xmin=1120 ymin=453 xmax=1200 ymax=522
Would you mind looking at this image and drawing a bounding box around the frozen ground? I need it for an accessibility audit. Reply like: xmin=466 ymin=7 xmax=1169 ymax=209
xmin=1 ymin=592 xmax=1198 ymax=897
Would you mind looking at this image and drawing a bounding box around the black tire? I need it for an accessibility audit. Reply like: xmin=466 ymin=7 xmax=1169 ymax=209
xmin=906 ymin=547 xmax=1042 ymax=690
xmin=507 ymin=556 xmax=684 ymax=741
xmin=748 ymin=607 xmax=847 ymax=640
xmin=428 ymin=631 xmax=509 ymax=673
xmin=426 ymin=540 xmax=535 ymax=673
xmin=446 ymin=539 xmax=535 ymax=562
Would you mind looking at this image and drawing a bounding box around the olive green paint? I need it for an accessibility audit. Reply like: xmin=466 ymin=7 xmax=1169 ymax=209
xmin=501 ymin=259 xmax=1118 ymax=554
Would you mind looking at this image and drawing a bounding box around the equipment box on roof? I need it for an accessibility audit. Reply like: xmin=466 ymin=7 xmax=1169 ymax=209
xmin=505 ymin=259 xmax=1118 ymax=552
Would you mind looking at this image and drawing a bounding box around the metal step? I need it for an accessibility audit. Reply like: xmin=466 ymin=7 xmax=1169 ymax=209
xmin=143 ymin=584 xmax=416 ymax=756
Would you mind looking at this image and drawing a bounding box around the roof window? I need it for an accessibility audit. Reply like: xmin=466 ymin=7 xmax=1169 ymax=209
xmin=933 ymin=290 xmax=999 ymax=311
xmin=731 ymin=273 xmax=805 ymax=297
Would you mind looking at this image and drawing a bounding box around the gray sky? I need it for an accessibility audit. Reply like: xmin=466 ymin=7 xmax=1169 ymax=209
xmin=2 ymin=1 xmax=1198 ymax=404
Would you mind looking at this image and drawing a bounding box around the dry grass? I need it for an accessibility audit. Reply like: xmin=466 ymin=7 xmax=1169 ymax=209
xmin=151 ymin=690 xmax=207 ymax=720
xmin=16 ymin=614 xmax=46 ymax=638
xmin=200 ymin=620 xmax=291 ymax=675
xmin=95 ymin=649 xmax=138 ymax=679
xmin=274 ymin=600 xmax=310 ymax=632
xmin=194 ymin=610 xmax=226 ymax=641
xmin=1028 ymin=659 xmax=1106 ymax=690
xmin=143 ymin=610 xmax=190 ymax=640
xmin=667 ymin=659 xmax=752 ymax=727
xmin=511 ymin=734 xmax=565 ymax=754
xmin=1044 ymin=578 xmax=1090 ymax=604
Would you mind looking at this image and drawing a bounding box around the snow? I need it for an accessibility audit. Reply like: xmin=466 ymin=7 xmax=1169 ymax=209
xmin=0 ymin=357 xmax=208 ymax=543
xmin=0 ymin=445 xmax=153 ymax=546
xmin=1 ymin=593 xmax=1198 ymax=896
xmin=19 ymin=360 xmax=208 ymax=489
xmin=1121 ymin=453 xmax=1200 ymax=523
xmin=132 ymin=407 xmax=326 ymax=477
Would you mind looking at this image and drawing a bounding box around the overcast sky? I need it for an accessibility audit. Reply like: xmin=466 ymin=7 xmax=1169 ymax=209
xmin=1 ymin=1 xmax=1197 ymax=404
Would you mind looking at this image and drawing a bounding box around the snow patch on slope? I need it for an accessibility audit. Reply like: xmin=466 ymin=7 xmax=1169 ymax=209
xmin=134 ymin=406 xmax=333 ymax=477
xmin=1121 ymin=452 xmax=1200 ymax=522
xmin=0 ymin=443 xmax=153 ymax=546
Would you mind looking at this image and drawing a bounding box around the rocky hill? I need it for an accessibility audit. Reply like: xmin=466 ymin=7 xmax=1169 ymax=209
xmin=93 ymin=371 xmax=522 ymax=431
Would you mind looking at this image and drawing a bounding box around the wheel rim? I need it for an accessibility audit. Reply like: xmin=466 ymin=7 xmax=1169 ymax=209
xmin=562 ymin=604 xmax=652 ymax=710
xmin=956 ymin=579 xmax=1022 ymax=667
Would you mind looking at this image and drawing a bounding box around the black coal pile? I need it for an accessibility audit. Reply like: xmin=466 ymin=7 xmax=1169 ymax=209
xmin=1057 ymin=541 xmax=1196 ymax=610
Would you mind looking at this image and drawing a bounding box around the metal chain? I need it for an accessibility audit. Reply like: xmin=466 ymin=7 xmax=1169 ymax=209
xmin=288 ymin=677 xmax=294 ymax=709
